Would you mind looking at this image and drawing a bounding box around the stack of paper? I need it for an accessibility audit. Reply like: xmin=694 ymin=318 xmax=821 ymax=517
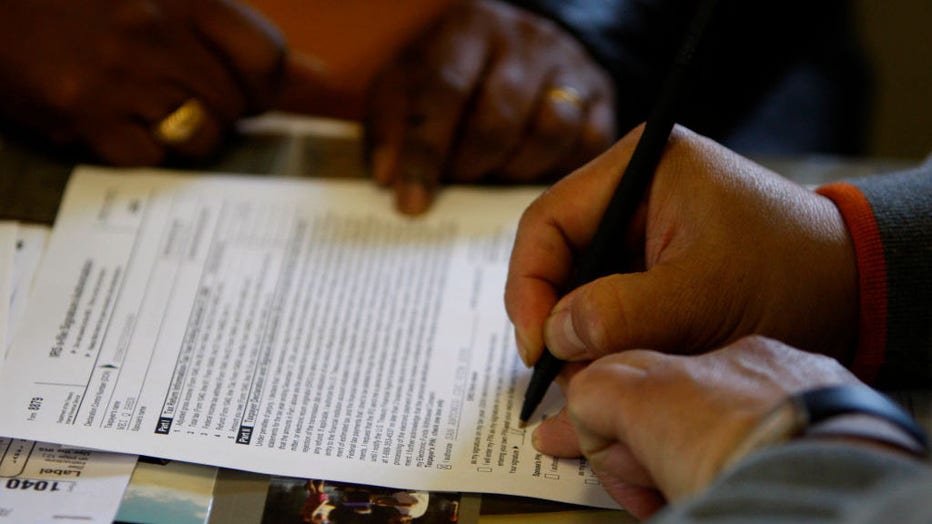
xmin=0 ymin=166 xmax=618 ymax=511
xmin=0 ymin=221 xmax=137 ymax=524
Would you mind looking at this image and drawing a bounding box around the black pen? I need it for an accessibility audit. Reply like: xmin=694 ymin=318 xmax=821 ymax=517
xmin=518 ymin=0 xmax=719 ymax=427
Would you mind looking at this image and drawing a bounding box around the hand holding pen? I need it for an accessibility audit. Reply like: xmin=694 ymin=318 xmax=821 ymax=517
xmin=510 ymin=0 xmax=720 ymax=426
xmin=505 ymin=119 xmax=860 ymax=432
xmin=503 ymin=120 xmax=862 ymax=516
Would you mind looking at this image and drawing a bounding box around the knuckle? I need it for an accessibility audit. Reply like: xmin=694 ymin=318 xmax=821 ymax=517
xmin=529 ymin=16 xmax=561 ymax=41
xmin=573 ymin=292 xmax=621 ymax=358
xmin=432 ymin=65 xmax=475 ymax=99
xmin=529 ymin=111 xmax=575 ymax=151
xmin=416 ymin=68 xmax=472 ymax=110
xmin=572 ymin=277 xmax=650 ymax=358
xmin=42 ymin=74 xmax=88 ymax=115
xmin=466 ymin=103 xmax=520 ymax=155
xmin=580 ymin=104 xmax=616 ymax=148
xmin=402 ymin=134 xmax=447 ymax=172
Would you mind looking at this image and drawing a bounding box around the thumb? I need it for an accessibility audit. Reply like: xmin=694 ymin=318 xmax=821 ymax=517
xmin=543 ymin=264 xmax=711 ymax=360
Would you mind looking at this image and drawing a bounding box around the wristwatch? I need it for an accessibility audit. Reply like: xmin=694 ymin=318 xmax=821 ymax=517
xmin=724 ymin=384 xmax=930 ymax=470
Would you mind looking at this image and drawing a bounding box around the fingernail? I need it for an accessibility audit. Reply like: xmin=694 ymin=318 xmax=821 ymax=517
xmin=544 ymin=306 xmax=586 ymax=359
xmin=516 ymin=342 xmax=530 ymax=367
xmin=530 ymin=423 xmax=553 ymax=452
xmin=513 ymin=328 xmax=532 ymax=367
xmin=397 ymin=182 xmax=431 ymax=215
xmin=531 ymin=427 xmax=543 ymax=450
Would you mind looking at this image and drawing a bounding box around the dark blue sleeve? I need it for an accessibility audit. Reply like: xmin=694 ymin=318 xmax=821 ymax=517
xmin=506 ymin=0 xmax=868 ymax=154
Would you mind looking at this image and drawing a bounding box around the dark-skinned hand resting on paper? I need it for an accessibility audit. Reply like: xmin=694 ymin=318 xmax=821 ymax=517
xmin=365 ymin=0 xmax=870 ymax=216
xmin=505 ymin=125 xmax=932 ymax=519
xmin=0 ymin=0 xmax=613 ymax=216
xmin=365 ymin=0 xmax=616 ymax=214
xmin=0 ymin=0 xmax=288 ymax=166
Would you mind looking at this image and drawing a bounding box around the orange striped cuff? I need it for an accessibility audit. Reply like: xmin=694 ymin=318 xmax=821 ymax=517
xmin=817 ymin=182 xmax=886 ymax=383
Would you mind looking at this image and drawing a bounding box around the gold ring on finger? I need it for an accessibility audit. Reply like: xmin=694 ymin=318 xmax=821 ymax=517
xmin=153 ymin=98 xmax=207 ymax=145
xmin=546 ymin=86 xmax=584 ymax=108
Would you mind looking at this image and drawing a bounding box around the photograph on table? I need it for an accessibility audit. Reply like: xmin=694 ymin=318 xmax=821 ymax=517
xmin=260 ymin=476 xmax=475 ymax=523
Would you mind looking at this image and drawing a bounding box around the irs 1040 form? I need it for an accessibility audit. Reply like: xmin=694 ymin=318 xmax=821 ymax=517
xmin=0 ymin=166 xmax=618 ymax=509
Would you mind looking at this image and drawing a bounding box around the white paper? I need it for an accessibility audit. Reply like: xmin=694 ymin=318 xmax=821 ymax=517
xmin=0 ymin=221 xmax=136 ymax=524
xmin=0 ymin=166 xmax=616 ymax=509
xmin=0 ymin=223 xmax=15 ymax=352
xmin=8 ymin=224 xmax=49 ymax=349
xmin=0 ymin=439 xmax=136 ymax=523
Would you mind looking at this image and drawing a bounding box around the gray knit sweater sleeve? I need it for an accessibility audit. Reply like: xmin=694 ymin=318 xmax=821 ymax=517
xmin=649 ymin=164 xmax=932 ymax=523
xmin=850 ymin=164 xmax=932 ymax=387
xmin=649 ymin=441 xmax=932 ymax=523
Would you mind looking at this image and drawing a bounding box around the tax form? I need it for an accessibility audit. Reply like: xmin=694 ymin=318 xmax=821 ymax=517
xmin=1 ymin=221 xmax=136 ymax=524
xmin=0 ymin=166 xmax=618 ymax=509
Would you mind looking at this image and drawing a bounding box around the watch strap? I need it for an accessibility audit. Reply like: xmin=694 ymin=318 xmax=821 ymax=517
xmin=794 ymin=385 xmax=929 ymax=451
xmin=723 ymin=384 xmax=929 ymax=472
